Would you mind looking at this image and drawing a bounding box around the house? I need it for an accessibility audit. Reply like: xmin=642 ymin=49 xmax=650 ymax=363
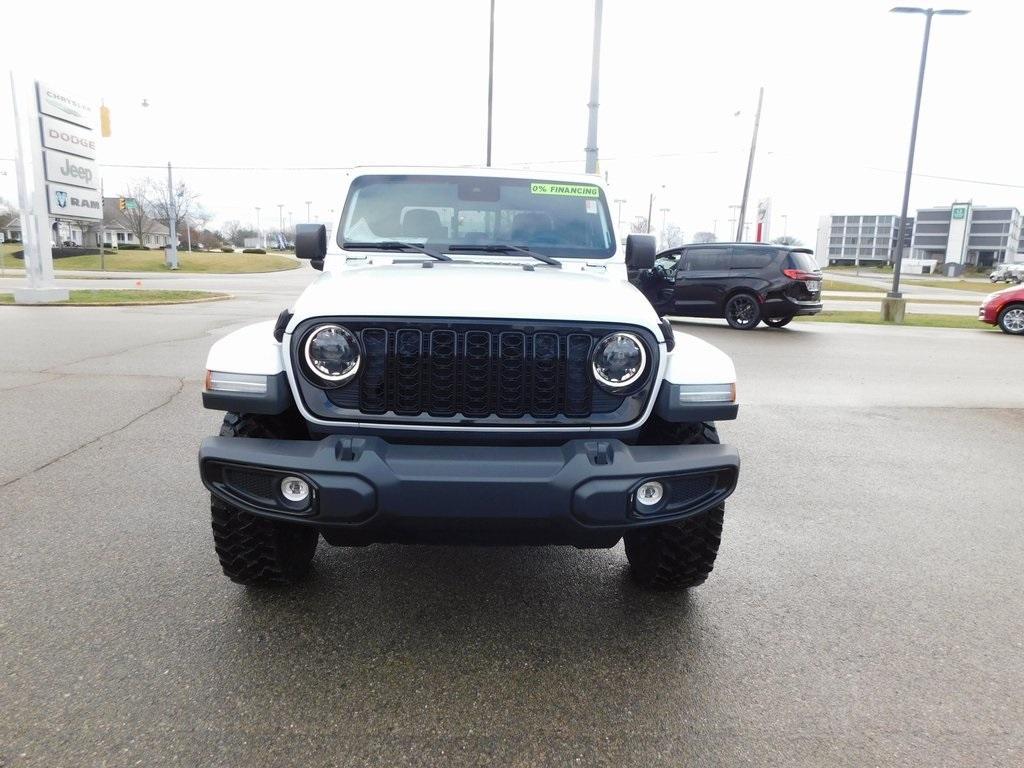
xmin=0 ymin=198 xmax=174 ymax=249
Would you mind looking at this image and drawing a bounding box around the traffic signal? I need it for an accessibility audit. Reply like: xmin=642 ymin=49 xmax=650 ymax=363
xmin=100 ymin=105 xmax=111 ymax=137
xmin=118 ymin=197 xmax=126 ymax=212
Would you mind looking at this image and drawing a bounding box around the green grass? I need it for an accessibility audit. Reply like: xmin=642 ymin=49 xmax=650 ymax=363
xmin=822 ymin=279 xmax=886 ymax=293
xmin=0 ymin=289 xmax=230 ymax=305
xmin=796 ymin=311 xmax=991 ymax=330
xmin=824 ymin=294 xmax=978 ymax=306
xmin=897 ymin=278 xmax=1001 ymax=294
xmin=0 ymin=246 xmax=299 ymax=273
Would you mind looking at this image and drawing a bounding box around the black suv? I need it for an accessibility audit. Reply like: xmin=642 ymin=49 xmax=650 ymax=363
xmin=632 ymin=243 xmax=823 ymax=329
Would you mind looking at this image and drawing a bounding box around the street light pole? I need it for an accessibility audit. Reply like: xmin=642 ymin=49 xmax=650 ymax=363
xmin=305 ymin=200 xmax=312 ymax=222
xmin=584 ymin=0 xmax=603 ymax=174
xmin=735 ymin=86 xmax=763 ymax=242
xmin=255 ymin=206 xmax=261 ymax=249
xmin=486 ymin=0 xmax=495 ymax=166
xmin=659 ymin=207 xmax=670 ymax=245
xmin=614 ymin=198 xmax=626 ymax=228
xmin=886 ymin=7 xmax=969 ymax=303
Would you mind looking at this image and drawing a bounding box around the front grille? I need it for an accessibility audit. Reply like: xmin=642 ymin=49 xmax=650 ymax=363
xmin=298 ymin=320 xmax=654 ymax=423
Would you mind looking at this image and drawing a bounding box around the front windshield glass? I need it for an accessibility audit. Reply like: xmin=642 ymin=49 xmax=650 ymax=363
xmin=340 ymin=174 xmax=615 ymax=259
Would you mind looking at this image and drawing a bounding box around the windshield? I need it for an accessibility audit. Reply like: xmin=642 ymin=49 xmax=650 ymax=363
xmin=340 ymin=175 xmax=615 ymax=259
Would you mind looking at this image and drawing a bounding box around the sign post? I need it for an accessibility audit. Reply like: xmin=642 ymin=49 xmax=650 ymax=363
xmin=10 ymin=76 xmax=101 ymax=303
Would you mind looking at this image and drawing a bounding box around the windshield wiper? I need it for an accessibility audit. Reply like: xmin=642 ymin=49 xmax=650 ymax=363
xmin=345 ymin=241 xmax=452 ymax=262
xmin=448 ymin=243 xmax=561 ymax=268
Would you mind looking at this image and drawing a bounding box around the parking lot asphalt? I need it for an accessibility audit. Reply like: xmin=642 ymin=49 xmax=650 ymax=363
xmin=1 ymin=283 xmax=1023 ymax=767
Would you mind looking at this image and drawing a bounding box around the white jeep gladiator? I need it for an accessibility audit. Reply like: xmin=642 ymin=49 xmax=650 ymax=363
xmin=199 ymin=167 xmax=740 ymax=590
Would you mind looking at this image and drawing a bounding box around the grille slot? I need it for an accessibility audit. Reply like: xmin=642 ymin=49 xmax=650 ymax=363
xmin=313 ymin=321 xmax=652 ymax=423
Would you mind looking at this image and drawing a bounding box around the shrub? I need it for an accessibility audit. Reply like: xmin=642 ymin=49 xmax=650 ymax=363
xmin=118 ymin=243 xmax=142 ymax=250
xmin=220 ymin=247 xmax=235 ymax=253
xmin=242 ymin=248 xmax=267 ymax=254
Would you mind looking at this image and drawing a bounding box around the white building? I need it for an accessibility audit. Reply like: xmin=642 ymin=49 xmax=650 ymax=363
xmin=815 ymin=214 xmax=913 ymax=268
xmin=1 ymin=197 xmax=173 ymax=250
xmin=911 ymin=203 xmax=1021 ymax=268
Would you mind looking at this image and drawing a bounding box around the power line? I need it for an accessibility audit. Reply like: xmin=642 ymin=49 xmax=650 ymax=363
xmin=1 ymin=155 xmax=1023 ymax=190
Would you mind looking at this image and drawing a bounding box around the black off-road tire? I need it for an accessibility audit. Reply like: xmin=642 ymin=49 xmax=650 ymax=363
xmin=210 ymin=412 xmax=318 ymax=585
xmin=625 ymin=421 xmax=726 ymax=590
xmin=724 ymin=292 xmax=762 ymax=330
xmin=764 ymin=315 xmax=793 ymax=328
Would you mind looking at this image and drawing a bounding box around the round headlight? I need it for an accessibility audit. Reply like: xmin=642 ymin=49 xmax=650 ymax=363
xmin=592 ymin=332 xmax=646 ymax=390
xmin=303 ymin=324 xmax=361 ymax=385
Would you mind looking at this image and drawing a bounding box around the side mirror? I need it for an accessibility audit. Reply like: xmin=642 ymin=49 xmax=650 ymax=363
xmin=295 ymin=224 xmax=327 ymax=270
xmin=625 ymin=234 xmax=656 ymax=271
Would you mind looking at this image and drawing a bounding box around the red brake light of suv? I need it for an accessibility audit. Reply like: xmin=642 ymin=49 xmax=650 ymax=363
xmin=783 ymin=269 xmax=820 ymax=281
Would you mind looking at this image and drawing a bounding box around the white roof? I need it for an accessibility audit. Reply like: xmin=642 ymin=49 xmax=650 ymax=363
xmin=347 ymin=165 xmax=606 ymax=187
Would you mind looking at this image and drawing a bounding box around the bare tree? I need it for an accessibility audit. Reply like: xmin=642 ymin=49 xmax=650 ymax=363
xmin=630 ymin=216 xmax=649 ymax=234
xmin=662 ymin=224 xmax=685 ymax=249
xmin=147 ymin=177 xmax=201 ymax=241
xmin=771 ymin=235 xmax=803 ymax=246
xmin=117 ymin=182 xmax=154 ymax=248
xmin=692 ymin=231 xmax=717 ymax=243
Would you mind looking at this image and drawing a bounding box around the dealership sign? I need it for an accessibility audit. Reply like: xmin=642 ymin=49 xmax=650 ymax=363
xmin=36 ymin=82 xmax=96 ymax=129
xmin=47 ymin=183 xmax=103 ymax=220
xmin=34 ymin=82 xmax=101 ymax=221
xmin=40 ymin=114 xmax=96 ymax=159
xmin=44 ymin=148 xmax=98 ymax=190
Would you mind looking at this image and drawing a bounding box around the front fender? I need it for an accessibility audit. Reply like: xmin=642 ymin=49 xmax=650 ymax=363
xmin=203 ymin=321 xmax=292 ymax=414
xmin=653 ymin=330 xmax=738 ymax=422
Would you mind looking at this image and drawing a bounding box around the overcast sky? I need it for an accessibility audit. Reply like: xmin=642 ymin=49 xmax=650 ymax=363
xmin=3 ymin=0 xmax=1023 ymax=245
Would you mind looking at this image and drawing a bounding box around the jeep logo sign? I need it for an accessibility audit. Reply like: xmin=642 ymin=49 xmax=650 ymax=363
xmin=40 ymin=115 xmax=96 ymax=159
xmin=44 ymin=149 xmax=98 ymax=191
xmin=47 ymin=183 xmax=103 ymax=220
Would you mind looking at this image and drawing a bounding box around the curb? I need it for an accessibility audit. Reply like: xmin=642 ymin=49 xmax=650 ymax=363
xmin=0 ymin=293 xmax=233 ymax=308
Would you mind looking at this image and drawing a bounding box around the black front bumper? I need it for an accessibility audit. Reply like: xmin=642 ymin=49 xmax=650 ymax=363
xmin=198 ymin=436 xmax=740 ymax=547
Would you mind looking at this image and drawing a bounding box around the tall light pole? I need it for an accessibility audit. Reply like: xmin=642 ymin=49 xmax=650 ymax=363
xmin=614 ymin=198 xmax=626 ymax=228
xmin=305 ymin=200 xmax=312 ymax=222
xmin=486 ymin=0 xmax=495 ymax=166
xmin=735 ymin=86 xmax=763 ymax=242
xmin=886 ymin=6 xmax=969 ymax=309
xmin=255 ymin=206 xmax=261 ymax=248
xmin=781 ymin=214 xmax=789 ymax=236
xmin=659 ymin=207 xmax=670 ymax=244
xmin=584 ymin=0 xmax=604 ymax=174
xmin=277 ymin=204 xmax=284 ymax=235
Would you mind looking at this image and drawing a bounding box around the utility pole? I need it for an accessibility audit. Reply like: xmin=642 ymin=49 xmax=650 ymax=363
xmin=584 ymin=0 xmax=603 ymax=174
xmin=167 ymin=161 xmax=178 ymax=269
xmin=735 ymin=86 xmax=763 ymax=242
xmin=486 ymin=0 xmax=495 ymax=166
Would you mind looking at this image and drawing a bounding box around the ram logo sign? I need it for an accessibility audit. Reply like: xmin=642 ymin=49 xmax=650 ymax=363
xmin=47 ymin=183 xmax=103 ymax=220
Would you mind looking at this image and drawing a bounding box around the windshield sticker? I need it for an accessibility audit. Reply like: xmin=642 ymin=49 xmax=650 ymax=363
xmin=585 ymin=200 xmax=598 ymax=214
xmin=530 ymin=182 xmax=600 ymax=198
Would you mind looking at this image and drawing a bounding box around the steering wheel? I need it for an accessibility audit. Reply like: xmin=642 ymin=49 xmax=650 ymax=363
xmin=652 ymin=263 xmax=670 ymax=280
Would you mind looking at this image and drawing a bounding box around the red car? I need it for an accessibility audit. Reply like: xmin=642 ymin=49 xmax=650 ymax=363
xmin=980 ymin=284 xmax=1024 ymax=335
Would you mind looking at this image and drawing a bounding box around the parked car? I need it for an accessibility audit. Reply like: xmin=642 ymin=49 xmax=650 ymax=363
xmin=989 ymin=265 xmax=1023 ymax=284
xmin=632 ymin=242 xmax=823 ymax=329
xmin=979 ymin=284 xmax=1024 ymax=335
xmin=198 ymin=167 xmax=741 ymax=590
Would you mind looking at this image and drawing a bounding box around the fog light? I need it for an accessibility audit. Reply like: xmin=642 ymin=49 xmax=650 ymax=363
xmin=280 ymin=476 xmax=310 ymax=503
xmin=636 ymin=481 xmax=665 ymax=508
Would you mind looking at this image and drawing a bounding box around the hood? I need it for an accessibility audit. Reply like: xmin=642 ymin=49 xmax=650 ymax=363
xmin=289 ymin=261 xmax=662 ymax=332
